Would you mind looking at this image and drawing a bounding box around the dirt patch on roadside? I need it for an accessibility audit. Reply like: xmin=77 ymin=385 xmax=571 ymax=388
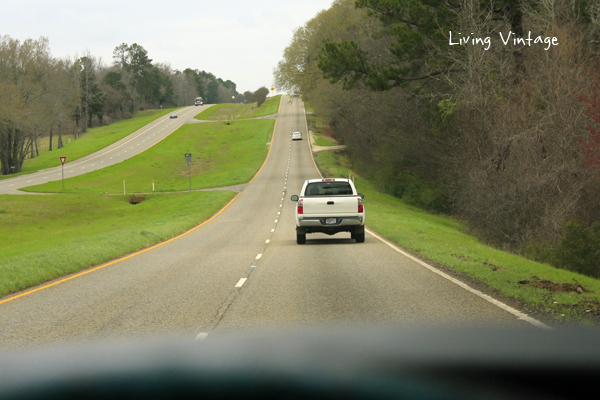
xmin=519 ymin=279 xmax=587 ymax=294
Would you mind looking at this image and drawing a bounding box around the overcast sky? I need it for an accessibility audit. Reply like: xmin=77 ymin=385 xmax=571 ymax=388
xmin=1 ymin=0 xmax=335 ymax=93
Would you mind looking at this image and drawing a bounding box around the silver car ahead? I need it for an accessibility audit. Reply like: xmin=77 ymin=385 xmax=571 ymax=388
xmin=292 ymin=131 xmax=302 ymax=140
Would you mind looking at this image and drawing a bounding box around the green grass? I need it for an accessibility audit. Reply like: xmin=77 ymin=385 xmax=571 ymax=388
xmin=24 ymin=119 xmax=274 ymax=194
xmin=0 ymin=108 xmax=179 ymax=180
xmin=1 ymin=117 xmax=275 ymax=299
xmin=195 ymin=95 xmax=281 ymax=120
xmin=0 ymin=191 xmax=235 ymax=298
xmin=313 ymin=133 xmax=338 ymax=147
xmin=316 ymin=151 xmax=600 ymax=324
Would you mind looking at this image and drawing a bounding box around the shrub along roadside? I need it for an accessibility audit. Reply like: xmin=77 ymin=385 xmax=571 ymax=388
xmin=315 ymin=150 xmax=600 ymax=325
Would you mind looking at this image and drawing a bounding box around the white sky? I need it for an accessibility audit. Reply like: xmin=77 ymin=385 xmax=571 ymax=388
xmin=1 ymin=0 xmax=335 ymax=93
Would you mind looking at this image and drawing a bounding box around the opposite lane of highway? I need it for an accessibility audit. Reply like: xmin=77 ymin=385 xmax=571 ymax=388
xmin=0 ymin=106 xmax=208 ymax=195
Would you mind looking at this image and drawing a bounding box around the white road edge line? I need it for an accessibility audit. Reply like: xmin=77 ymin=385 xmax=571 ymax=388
xmin=300 ymin=99 xmax=550 ymax=331
xmin=195 ymin=332 xmax=208 ymax=341
xmin=366 ymin=228 xmax=551 ymax=330
xmin=235 ymin=278 xmax=247 ymax=288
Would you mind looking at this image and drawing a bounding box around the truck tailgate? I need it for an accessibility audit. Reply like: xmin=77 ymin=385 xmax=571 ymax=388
xmin=303 ymin=197 xmax=357 ymax=215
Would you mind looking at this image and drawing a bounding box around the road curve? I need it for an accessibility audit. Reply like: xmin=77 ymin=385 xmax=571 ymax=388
xmin=0 ymin=96 xmax=537 ymax=350
xmin=0 ymin=105 xmax=210 ymax=195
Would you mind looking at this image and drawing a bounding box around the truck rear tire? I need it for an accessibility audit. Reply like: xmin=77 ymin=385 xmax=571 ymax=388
xmin=353 ymin=226 xmax=364 ymax=243
xmin=297 ymin=233 xmax=306 ymax=244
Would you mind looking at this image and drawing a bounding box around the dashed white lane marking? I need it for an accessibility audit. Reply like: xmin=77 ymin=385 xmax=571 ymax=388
xmin=27 ymin=180 xmax=31 ymax=183
xmin=275 ymin=220 xmax=278 ymax=223
xmin=92 ymin=164 xmax=95 ymax=167
xmin=255 ymin=254 xmax=262 ymax=260
xmin=265 ymin=239 xmax=270 ymax=243
xmin=8 ymin=184 xmax=14 ymax=186
xmin=235 ymin=278 xmax=247 ymax=288
xmin=271 ymin=229 xmax=275 ymax=232
xmin=195 ymin=332 xmax=208 ymax=341
xmin=101 ymin=161 xmax=104 ymax=163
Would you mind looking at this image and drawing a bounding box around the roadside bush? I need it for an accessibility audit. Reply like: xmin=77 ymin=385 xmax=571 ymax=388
xmin=385 ymin=172 xmax=449 ymax=213
xmin=552 ymin=219 xmax=600 ymax=278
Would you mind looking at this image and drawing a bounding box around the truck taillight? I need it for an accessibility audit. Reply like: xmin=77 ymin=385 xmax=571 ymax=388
xmin=358 ymin=198 xmax=364 ymax=213
xmin=298 ymin=199 xmax=303 ymax=214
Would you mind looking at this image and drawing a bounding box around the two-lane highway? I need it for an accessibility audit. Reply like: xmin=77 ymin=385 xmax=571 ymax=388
xmin=0 ymin=96 xmax=544 ymax=350
xmin=0 ymin=105 xmax=207 ymax=194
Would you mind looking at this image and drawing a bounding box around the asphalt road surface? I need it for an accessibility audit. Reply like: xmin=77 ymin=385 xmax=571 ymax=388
xmin=0 ymin=105 xmax=206 ymax=195
xmin=0 ymin=96 xmax=545 ymax=350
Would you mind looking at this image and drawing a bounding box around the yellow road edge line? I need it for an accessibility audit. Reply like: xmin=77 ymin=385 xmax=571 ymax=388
xmin=0 ymin=97 xmax=283 ymax=306
xmin=0 ymin=192 xmax=241 ymax=306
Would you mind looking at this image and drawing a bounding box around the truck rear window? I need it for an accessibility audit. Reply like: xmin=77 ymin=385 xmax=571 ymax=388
xmin=305 ymin=182 xmax=353 ymax=196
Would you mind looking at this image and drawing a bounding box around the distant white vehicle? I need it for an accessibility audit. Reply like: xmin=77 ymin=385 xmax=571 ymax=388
xmin=292 ymin=131 xmax=302 ymax=140
xmin=194 ymin=97 xmax=203 ymax=106
xmin=170 ymin=113 xmax=177 ymax=119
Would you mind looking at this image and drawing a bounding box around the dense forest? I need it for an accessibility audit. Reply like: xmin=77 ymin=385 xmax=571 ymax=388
xmin=0 ymin=37 xmax=241 ymax=176
xmin=275 ymin=0 xmax=600 ymax=277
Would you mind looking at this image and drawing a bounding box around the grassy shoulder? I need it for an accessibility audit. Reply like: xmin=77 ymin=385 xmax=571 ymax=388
xmin=24 ymin=119 xmax=274 ymax=194
xmin=0 ymin=108 xmax=179 ymax=181
xmin=195 ymin=95 xmax=281 ymax=121
xmin=313 ymin=133 xmax=338 ymax=147
xmin=315 ymin=151 xmax=600 ymax=325
xmin=0 ymin=191 xmax=235 ymax=299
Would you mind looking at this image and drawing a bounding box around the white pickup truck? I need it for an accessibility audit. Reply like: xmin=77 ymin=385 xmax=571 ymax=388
xmin=290 ymin=178 xmax=365 ymax=244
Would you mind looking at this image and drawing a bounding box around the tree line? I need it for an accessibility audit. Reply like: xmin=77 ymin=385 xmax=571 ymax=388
xmin=0 ymin=36 xmax=242 ymax=175
xmin=275 ymin=0 xmax=600 ymax=277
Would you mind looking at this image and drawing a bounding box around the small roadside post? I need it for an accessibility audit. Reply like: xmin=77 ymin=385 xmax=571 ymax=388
xmin=185 ymin=153 xmax=192 ymax=192
xmin=60 ymin=157 xmax=66 ymax=189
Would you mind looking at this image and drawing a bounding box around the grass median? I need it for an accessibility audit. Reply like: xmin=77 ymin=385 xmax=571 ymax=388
xmin=315 ymin=150 xmax=600 ymax=325
xmin=1 ymin=117 xmax=275 ymax=299
xmin=1 ymin=108 xmax=179 ymax=180
xmin=24 ymin=119 xmax=274 ymax=194
xmin=0 ymin=191 xmax=235 ymax=299
xmin=196 ymin=95 xmax=281 ymax=121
